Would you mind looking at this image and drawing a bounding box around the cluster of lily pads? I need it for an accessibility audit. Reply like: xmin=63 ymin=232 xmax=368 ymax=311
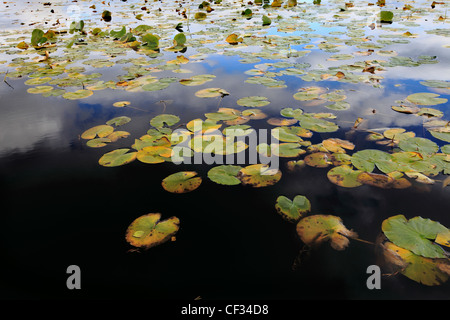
xmin=274 ymin=194 xmax=450 ymax=286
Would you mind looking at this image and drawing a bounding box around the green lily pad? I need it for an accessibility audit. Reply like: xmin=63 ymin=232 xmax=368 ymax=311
xmin=327 ymin=165 xmax=363 ymax=188
xmin=429 ymin=130 xmax=450 ymax=143
xmin=106 ymin=116 xmax=131 ymax=127
xmin=125 ymin=213 xmax=180 ymax=249
xmin=298 ymin=116 xmax=339 ymax=133
xmin=150 ymin=114 xmax=180 ymax=128
xmin=382 ymin=215 xmax=449 ymax=259
xmin=275 ymin=195 xmax=311 ymax=222
xmin=398 ymin=137 xmax=439 ymax=155
xmin=162 ymin=171 xmax=202 ymax=193
xmin=406 ymin=93 xmax=448 ymax=106
xmin=98 ymin=148 xmax=137 ymax=167
xmin=207 ymin=165 xmax=243 ymax=185
xmin=86 ymin=138 xmax=111 ymax=148
xmin=351 ymin=149 xmax=398 ymax=174
xmin=237 ymin=96 xmax=270 ymax=107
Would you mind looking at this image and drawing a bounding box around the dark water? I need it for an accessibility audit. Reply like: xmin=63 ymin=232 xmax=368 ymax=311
xmin=1 ymin=77 xmax=449 ymax=300
xmin=1 ymin=0 xmax=450 ymax=301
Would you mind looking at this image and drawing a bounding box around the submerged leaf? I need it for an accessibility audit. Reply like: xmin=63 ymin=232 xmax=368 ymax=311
xmin=296 ymin=215 xmax=358 ymax=250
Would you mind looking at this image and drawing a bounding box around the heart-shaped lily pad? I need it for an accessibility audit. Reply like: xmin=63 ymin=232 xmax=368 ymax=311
xmin=275 ymin=195 xmax=311 ymax=222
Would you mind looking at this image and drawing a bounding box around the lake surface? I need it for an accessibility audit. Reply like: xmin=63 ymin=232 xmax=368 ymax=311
xmin=0 ymin=0 xmax=449 ymax=300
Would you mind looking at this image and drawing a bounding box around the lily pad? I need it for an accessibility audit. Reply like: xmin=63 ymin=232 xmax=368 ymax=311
xmin=382 ymin=241 xmax=449 ymax=286
xmin=162 ymin=171 xmax=202 ymax=193
xmin=98 ymin=148 xmax=137 ymax=167
xmin=125 ymin=213 xmax=180 ymax=249
xmin=207 ymin=165 xmax=243 ymax=185
xmin=81 ymin=125 xmax=114 ymax=140
xmin=275 ymin=195 xmax=311 ymax=222
xmin=398 ymin=137 xmax=439 ymax=155
xmin=406 ymin=93 xmax=448 ymax=106
xmin=106 ymin=116 xmax=131 ymax=127
xmin=150 ymin=114 xmax=180 ymax=128
xmin=296 ymin=215 xmax=358 ymax=250
xmin=195 ymin=88 xmax=229 ymax=98
xmin=327 ymin=165 xmax=363 ymax=188
xmin=62 ymin=89 xmax=93 ymax=100
xmin=238 ymin=164 xmax=282 ymax=188
xmin=382 ymin=215 xmax=449 ymax=259
xmin=237 ymin=96 xmax=270 ymax=107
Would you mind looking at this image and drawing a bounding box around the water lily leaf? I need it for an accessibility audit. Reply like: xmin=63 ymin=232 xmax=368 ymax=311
xmin=325 ymin=101 xmax=350 ymax=111
xmin=327 ymin=165 xmax=363 ymax=188
xmin=62 ymin=89 xmax=93 ymax=100
xmin=417 ymin=108 xmax=444 ymax=118
xmin=429 ymin=130 xmax=450 ymax=143
xmin=107 ymin=131 xmax=130 ymax=142
xmin=207 ymin=165 xmax=243 ymax=185
xmin=142 ymin=81 xmax=171 ymax=91
xmin=27 ymin=85 xmax=53 ymax=94
xmin=305 ymin=152 xmax=332 ymax=168
xmin=106 ymin=116 xmax=131 ymax=127
xmin=225 ymin=33 xmax=243 ymax=45
xmin=187 ymin=119 xmax=222 ymax=133
xmin=150 ymin=114 xmax=180 ymax=128
xmin=382 ymin=215 xmax=449 ymax=258
xmin=237 ymin=96 xmax=270 ymax=107
xmin=275 ymin=195 xmax=311 ymax=222
xmin=195 ymin=12 xmax=207 ymax=21
xmin=298 ymin=116 xmax=339 ymax=133
xmin=86 ymin=138 xmax=111 ymax=148
xmin=98 ymin=148 xmax=137 ymax=167
xmin=380 ymin=11 xmax=394 ymax=22
xmin=179 ymin=74 xmax=215 ymax=86
xmin=195 ymin=88 xmax=229 ymax=98
xmin=296 ymin=215 xmax=358 ymax=250
xmin=81 ymin=125 xmax=114 ymax=139
xmin=382 ymin=241 xmax=449 ymax=286
xmin=137 ymin=146 xmax=172 ymax=164
xmin=241 ymin=109 xmax=267 ymax=120
xmin=162 ymin=171 xmax=202 ymax=193
xmin=406 ymin=93 xmax=448 ymax=106
xmin=398 ymin=137 xmax=439 ymax=155
xmin=238 ymin=164 xmax=282 ymax=188
xmin=142 ymin=33 xmax=160 ymax=49
xmin=113 ymin=101 xmax=131 ymax=108
xmin=125 ymin=213 xmax=179 ymax=249
xmin=262 ymin=15 xmax=271 ymax=26
xmin=322 ymin=138 xmax=354 ymax=153
xmin=436 ymin=230 xmax=450 ymax=248
xmin=351 ymin=149 xmax=398 ymax=174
